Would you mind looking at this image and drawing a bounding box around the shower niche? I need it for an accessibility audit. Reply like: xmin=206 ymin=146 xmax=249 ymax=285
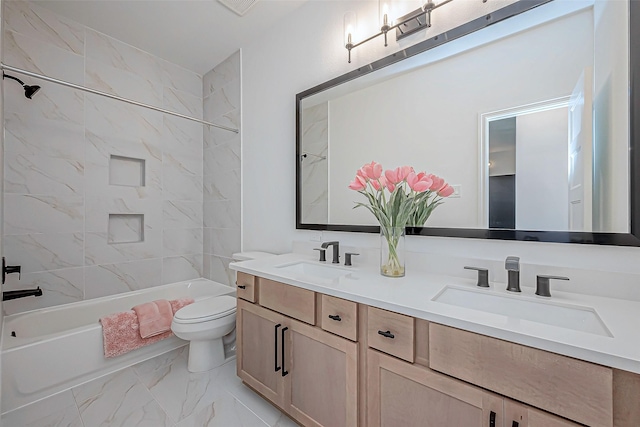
xmin=108 ymin=155 xmax=146 ymax=244
xmin=109 ymin=155 xmax=146 ymax=187
xmin=108 ymin=214 xmax=144 ymax=244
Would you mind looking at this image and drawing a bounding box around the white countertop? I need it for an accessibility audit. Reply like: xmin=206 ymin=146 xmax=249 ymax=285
xmin=230 ymin=252 xmax=640 ymax=374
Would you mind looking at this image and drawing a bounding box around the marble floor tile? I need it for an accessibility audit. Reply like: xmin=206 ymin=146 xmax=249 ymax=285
xmin=2 ymin=352 xmax=297 ymax=427
xmin=1 ymin=390 xmax=82 ymax=427
xmin=134 ymin=349 xmax=238 ymax=424
xmin=73 ymin=368 xmax=172 ymax=427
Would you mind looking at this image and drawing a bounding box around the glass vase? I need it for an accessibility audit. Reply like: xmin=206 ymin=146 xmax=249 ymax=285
xmin=380 ymin=226 xmax=405 ymax=277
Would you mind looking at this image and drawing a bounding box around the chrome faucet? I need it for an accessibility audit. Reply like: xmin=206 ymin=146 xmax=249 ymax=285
xmin=505 ymin=256 xmax=520 ymax=292
xmin=321 ymin=241 xmax=340 ymax=264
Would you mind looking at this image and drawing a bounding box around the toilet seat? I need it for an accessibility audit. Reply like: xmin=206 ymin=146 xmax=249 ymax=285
xmin=173 ymin=295 xmax=236 ymax=324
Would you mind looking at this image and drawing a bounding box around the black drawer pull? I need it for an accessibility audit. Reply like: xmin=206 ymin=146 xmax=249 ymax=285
xmin=489 ymin=411 xmax=496 ymax=427
xmin=274 ymin=324 xmax=281 ymax=372
xmin=237 ymin=285 xmax=246 ymax=289
xmin=378 ymin=330 xmax=395 ymax=339
xmin=328 ymin=314 xmax=342 ymax=322
xmin=281 ymin=327 xmax=289 ymax=377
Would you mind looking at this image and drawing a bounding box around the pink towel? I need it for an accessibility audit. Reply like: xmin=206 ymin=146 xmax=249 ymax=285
xmin=100 ymin=298 xmax=194 ymax=358
xmin=133 ymin=299 xmax=173 ymax=338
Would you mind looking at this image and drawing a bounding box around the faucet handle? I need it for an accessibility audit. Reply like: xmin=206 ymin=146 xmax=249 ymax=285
xmin=464 ymin=266 xmax=489 ymax=288
xmin=505 ymin=256 xmax=520 ymax=270
xmin=535 ymin=275 xmax=569 ymax=297
xmin=344 ymin=253 xmax=359 ymax=266
xmin=313 ymin=248 xmax=327 ymax=262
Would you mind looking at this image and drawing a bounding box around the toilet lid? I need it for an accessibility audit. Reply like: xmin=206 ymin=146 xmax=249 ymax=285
xmin=174 ymin=295 xmax=236 ymax=323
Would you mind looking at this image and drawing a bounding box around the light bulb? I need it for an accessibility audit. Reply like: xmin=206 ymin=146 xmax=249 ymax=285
xmin=344 ymin=11 xmax=357 ymax=48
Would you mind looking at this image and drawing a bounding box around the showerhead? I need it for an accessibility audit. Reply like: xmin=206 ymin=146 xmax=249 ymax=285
xmin=24 ymin=84 xmax=41 ymax=99
xmin=3 ymin=73 xmax=41 ymax=99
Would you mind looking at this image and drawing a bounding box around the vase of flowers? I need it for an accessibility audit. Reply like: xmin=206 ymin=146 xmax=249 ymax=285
xmin=349 ymin=161 xmax=454 ymax=277
xmin=380 ymin=226 xmax=406 ymax=277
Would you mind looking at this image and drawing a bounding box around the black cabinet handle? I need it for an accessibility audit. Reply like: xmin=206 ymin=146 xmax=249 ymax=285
xmin=489 ymin=411 xmax=496 ymax=427
xmin=281 ymin=327 xmax=289 ymax=377
xmin=378 ymin=330 xmax=395 ymax=339
xmin=511 ymin=422 xmax=519 ymax=427
xmin=237 ymin=285 xmax=246 ymax=289
xmin=328 ymin=314 xmax=342 ymax=321
xmin=274 ymin=324 xmax=281 ymax=372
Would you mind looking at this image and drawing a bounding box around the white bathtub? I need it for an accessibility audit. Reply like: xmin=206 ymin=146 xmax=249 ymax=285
xmin=1 ymin=278 xmax=236 ymax=414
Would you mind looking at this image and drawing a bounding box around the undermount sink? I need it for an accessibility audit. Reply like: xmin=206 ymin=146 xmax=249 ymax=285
xmin=433 ymin=286 xmax=612 ymax=337
xmin=276 ymin=261 xmax=351 ymax=281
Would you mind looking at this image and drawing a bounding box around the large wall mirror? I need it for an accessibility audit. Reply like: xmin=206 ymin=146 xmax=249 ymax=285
xmin=296 ymin=0 xmax=640 ymax=246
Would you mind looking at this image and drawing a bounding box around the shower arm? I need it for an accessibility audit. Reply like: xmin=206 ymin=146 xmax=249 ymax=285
xmin=2 ymin=73 xmax=26 ymax=86
xmin=0 ymin=63 xmax=239 ymax=134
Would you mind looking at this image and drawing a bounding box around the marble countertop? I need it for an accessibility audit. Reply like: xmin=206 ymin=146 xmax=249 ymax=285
xmin=230 ymin=252 xmax=640 ymax=374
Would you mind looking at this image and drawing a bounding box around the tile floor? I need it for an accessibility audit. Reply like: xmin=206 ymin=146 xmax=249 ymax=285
xmin=1 ymin=347 xmax=299 ymax=427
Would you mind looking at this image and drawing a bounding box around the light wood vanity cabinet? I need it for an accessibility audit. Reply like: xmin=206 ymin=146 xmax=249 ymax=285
xmin=367 ymin=348 xmax=503 ymax=427
xmin=237 ymin=285 xmax=358 ymax=427
xmin=237 ymin=273 xmax=640 ymax=427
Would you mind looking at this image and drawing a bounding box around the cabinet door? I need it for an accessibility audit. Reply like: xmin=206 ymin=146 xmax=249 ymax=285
xmin=367 ymin=349 xmax=503 ymax=427
xmin=504 ymin=399 xmax=581 ymax=427
xmin=283 ymin=317 xmax=358 ymax=427
xmin=236 ymin=299 xmax=285 ymax=407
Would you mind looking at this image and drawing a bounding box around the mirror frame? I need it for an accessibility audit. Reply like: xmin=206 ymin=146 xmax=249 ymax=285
xmin=296 ymin=0 xmax=640 ymax=246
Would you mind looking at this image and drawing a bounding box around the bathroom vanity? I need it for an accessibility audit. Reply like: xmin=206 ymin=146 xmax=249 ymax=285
xmin=231 ymin=253 xmax=640 ymax=427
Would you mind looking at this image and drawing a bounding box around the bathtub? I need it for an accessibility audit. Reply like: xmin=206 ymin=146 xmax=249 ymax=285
xmin=1 ymin=278 xmax=236 ymax=414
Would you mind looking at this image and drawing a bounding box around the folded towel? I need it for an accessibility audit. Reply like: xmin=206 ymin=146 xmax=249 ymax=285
xmin=133 ymin=299 xmax=174 ymax=338
xmin=100 ymin=297 xmax=194 ymax=358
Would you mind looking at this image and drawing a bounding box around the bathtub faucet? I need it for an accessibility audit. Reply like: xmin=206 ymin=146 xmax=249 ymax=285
xmin=3 ymin=287 xmax=42 ymax=301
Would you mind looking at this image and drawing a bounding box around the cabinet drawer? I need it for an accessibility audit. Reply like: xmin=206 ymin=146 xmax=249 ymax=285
xmin=367 ymin=306 xmax=414 ymax=362
xmin=236 ymin=272 xmax=257 ymax=302
xmin=429 ymin=323 xmax=613 ymax=427
xmin=258 ymin=278 xmax=316 ymax=325
xmin=320 ymin=295 xmax=358 ymax=341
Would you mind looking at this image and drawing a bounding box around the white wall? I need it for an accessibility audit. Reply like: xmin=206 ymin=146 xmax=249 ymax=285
xmin=593 ymin=0 xmax=629 ymax=232
xmin=515 ymin=108 xmax=569 ymax=231
xmin=242 ymin=0 xmax=640 ymax=278
xmin=327 ymin=11 xmax=591 ymax=227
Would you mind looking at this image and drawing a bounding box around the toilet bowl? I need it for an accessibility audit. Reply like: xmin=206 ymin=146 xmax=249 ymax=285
xmin=171 ymin=251 xmax=275 ymax=372
xmin=171 ymin=295 xmax=236 ymax=372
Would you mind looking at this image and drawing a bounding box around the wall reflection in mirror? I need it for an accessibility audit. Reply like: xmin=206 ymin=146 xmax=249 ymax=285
xmin=298 ymin=0 xmax=629 ymax=235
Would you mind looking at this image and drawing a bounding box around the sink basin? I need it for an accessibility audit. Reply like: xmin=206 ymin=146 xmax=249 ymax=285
xmin=276 ymin=262 xmax=350 ymax=281
xmin=433 ymin=286 xmax=612 ymax=337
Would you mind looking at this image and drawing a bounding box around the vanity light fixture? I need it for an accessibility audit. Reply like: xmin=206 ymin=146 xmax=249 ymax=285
xmin=344 ymin=0 xmax=453 ymax=63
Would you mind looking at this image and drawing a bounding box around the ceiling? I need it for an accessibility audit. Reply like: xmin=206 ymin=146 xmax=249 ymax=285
xmin=32 ymin=0 xmax=308 ymax=76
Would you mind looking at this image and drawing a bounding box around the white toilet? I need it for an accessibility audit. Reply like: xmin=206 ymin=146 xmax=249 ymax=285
xmin=171 ymin=251 xmax=274 ymax=372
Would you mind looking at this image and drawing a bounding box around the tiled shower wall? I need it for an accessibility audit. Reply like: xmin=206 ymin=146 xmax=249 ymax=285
xmin=2 ymin=1 xmax=205 ymax=314
xmin=300 ymin=102 xmax=328 ymax=224
xmin=202 ymin=52 xmax=241 ymax=286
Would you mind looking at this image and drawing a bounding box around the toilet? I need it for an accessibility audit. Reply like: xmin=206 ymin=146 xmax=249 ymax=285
xmin=171 ymin=251 xmax=274 ymax=372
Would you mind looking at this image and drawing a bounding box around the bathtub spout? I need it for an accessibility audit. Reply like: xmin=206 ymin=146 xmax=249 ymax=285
xmin=3 ymin=287 xmax=42 ymax=301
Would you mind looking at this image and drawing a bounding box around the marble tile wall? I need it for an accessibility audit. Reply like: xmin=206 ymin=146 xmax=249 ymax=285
xmin=301 ymin=102 xmax=328 ymax=223
xmin=2 ymin=1 xmax=204 ymax=313
xmin=202 ymin=51 xmax=241 ymax=286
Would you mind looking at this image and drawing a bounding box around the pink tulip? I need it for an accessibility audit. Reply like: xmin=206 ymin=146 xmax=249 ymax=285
xmin=428 ymin=174 xmax=445 ymax=191
xmin=371 ymin=175 xmax=387 ymax=191
xmin=384 ymin=169 xmax=400 ymax=184
xmin=386 ymin=180 xmax=396 ymax=192
xmin=348 ymin=174 xmax=366 ymax=191
xmin=385 ymin=166 xmax=414 ymax=184
xmin=361 ymin=161 xmax=383 ymax=180
xmin=407 ymin=172 xmax=433 ymax=193
xmin=398 ymin=166 xmax=414 ymax=181
xmin=438 ymin=184 xmax=455 ymax=197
